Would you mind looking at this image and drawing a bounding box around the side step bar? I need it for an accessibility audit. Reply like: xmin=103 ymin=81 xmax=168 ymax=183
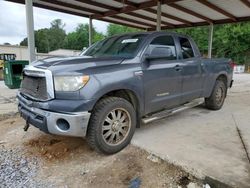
xmin=142 ymin=98 xmax=204 ymax=124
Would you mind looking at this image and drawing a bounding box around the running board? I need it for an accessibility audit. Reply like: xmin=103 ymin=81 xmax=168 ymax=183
xmin=142 ymin=98 xmax=204 ymax=124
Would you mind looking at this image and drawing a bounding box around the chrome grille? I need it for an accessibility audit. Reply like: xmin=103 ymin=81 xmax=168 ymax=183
xmin=20 ymin=75 xmax=48 ymax=100
xmin=19 ymin=65 xmax=54 ymax=101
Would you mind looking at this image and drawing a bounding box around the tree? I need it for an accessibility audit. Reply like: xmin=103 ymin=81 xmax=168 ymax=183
xmin=174 ymin=22 xmax=250 ymax=64
xmin=19 ymin=18 xmax=249 ymax=64
xmin=213 ymin=22 xmax=250 ymax=64
xmin=107 ymin=24 xmax=140 ymax=37
xmin=20 ymin=19 xmax=66 ymax=53
xmin=20 ymin=38 xmax=28 ymax=46
xmin=174 ymin=26 xmax=208 ymax=55
xmin=48 ymin=19 xmax=66 ymax=51
xmin=63 ymin=24 xmax=105 ymax=50
xmin=35 ymin=28 xmax=50 ymax=53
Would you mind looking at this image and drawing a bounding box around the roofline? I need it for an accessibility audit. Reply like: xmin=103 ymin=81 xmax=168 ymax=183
xmin=49 ymin=49 xmax=81 ymax=52
xmin=5 ymin=0 xmax=250 ymax=30
xmin=0 ymin=44 xmax=28 ymax=48
xmin=102 ymin=31 xmax=192 ymax=40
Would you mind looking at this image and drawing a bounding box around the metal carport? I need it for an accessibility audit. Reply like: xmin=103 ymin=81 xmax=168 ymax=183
xmin=5 ymin=0 xmax=250 ymax=62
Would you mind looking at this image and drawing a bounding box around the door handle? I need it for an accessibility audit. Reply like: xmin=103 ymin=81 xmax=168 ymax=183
xmin=175 ymin=64 xmax=183 ymax=71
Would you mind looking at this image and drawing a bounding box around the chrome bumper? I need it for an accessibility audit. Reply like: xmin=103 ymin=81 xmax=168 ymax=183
xmin=18 ymin=94 xmax=91 ymax=137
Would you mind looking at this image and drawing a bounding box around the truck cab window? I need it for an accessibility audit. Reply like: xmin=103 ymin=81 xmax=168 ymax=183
xmin=149 ymin=35 xmax=177 ymax=60
xmin=82 ymin=34 xmax=147 ymax=58
xmin=179 ymin=37 xmax=194 ymax=59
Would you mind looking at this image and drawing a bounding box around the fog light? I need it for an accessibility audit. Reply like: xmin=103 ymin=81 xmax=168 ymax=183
xmin=56 ymin=118 xmax=70 ymax=131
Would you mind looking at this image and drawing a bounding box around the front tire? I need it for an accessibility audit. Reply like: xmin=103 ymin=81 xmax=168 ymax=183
xmin=86 ymin=97 xmax=136 ymax=154
xmin=205 ymin=79 xmax=227 ymax=110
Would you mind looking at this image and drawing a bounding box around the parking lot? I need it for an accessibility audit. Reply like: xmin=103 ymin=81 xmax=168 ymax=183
xmin=0 ymin=73 xmax=250 ymax=187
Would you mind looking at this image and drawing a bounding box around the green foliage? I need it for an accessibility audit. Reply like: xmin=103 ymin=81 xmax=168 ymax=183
xmin=35 ymin=28 xmax=50 ymax=53
xmin=20 ymin=38 xmax=27 ymax=46
xmin=63 ymin=24 xmax=89 ymax=50
xmin=47 ymin=19 xmax=66 ymax=52
xmin=63 ymin=24 xmax=105 ymax=50
xmin=174 ymin=22 xmax=250 ymax=64
xmin=19 ymin=19 xmax=250 ymax=64
xmin=106 ymin=24 xmax=140 ymax=37
xmin=20 ymin=19 xmax=66 ymax=53
xmin=174 ymin=27 xmax=208 ymax=55
xmin=20 ymin=20 xmax=105 ymax=52
xmin=213 ymin=23 xmax=250 ymax=64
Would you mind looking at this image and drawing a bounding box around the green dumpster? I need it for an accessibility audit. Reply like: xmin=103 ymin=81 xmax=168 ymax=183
xmin=0 ymin=53 xmax=16 ymax=80
xmin=3 ymin=60 xmax=29 ymax=89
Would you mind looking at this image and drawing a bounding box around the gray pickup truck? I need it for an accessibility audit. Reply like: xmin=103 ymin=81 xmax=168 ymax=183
xmin=17 ymin=31 xmax=233 ymax=154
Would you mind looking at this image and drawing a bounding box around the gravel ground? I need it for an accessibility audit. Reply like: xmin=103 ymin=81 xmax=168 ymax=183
xmin=0 ymin=116 xmax=203 ymax=188
xmin=0 ymin=146 xmax=43 ymax=188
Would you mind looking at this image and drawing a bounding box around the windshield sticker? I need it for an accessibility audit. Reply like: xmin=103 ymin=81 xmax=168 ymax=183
xmin=121 ymin=39 xmax=138 ymax=43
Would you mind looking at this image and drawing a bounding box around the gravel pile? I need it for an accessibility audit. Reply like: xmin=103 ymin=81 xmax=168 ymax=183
xmin=0 ymin=145 xmax=48 ymax=188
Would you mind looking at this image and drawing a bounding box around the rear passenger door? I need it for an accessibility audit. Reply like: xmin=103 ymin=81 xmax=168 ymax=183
xmin=142 ymin=35 xmax=183 ymax=114
xmin=177 ymin=37 xmax=204 ymax=103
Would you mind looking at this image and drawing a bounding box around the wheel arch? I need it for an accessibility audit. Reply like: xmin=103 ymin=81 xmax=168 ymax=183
xmin=216 ymin=74 xmax=228 ymax=87
xmin=206 ymin=73 xmax=228 ymax=98
xmin=92 ymin=89 xmax=142 ymax=128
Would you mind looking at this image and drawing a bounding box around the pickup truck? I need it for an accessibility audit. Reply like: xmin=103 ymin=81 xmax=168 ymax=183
xmin=17 ymin=31 xmax=233 ymax=154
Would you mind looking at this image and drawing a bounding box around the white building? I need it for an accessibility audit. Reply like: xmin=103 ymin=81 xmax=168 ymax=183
xmin=48 ymin=49 xmax=81 ymax=56
xmin=0 ymin=44 xmax=30 ymax=60
xmin=0 ymin=44 xmax=81 ymax=61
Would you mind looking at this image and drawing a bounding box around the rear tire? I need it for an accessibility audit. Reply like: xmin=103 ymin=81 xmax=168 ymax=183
xmin=205 ymin=79 xmax=227 ymax=110
xmin=86 ymin=97 xmax=136 ymax=154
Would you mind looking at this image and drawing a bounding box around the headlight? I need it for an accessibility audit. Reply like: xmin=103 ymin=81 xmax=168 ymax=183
xmin=54 ymin=75 xmax=90 ymax=91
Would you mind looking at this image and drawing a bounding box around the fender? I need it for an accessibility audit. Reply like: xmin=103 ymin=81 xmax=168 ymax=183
xmin=204 ymin=70 xmax=229 ymax=98
xmin=79 ymin=65 xmax=145 ymax=114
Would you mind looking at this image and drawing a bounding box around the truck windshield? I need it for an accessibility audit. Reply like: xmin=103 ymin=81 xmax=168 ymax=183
xmin=81 ymin=34 xmax=147 ymax=58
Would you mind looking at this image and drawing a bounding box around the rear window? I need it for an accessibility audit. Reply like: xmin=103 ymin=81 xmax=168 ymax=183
xmin=179 ymin=37 xmax=194 ymax=59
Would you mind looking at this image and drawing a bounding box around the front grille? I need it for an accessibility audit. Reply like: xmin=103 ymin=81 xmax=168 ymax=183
xmin=20 ymin=75 xmax=48 ymax=100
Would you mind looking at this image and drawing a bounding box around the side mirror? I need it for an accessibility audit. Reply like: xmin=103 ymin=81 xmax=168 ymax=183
xmin=145 ymin=46 xmax=174 ymax=60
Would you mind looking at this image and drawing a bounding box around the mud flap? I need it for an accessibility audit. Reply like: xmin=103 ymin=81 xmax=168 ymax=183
xmin=23 ymin=116 xmax=30 ymax=131
xmin=230 ymin=80 xmax=234 ymax=88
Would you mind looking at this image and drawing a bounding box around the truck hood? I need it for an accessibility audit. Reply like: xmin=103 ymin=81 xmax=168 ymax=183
xmin=32 ymin=56 xmax=125 ymax=74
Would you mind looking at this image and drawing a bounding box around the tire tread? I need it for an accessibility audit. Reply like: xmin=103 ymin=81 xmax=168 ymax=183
xmin=205 ymin=80 xmax=227 ymax=110
xmin=86 ymin=97 xmax=136 ymax=154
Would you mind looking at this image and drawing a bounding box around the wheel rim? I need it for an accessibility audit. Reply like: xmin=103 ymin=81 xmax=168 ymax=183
xmin=102 ymin=108 xmax=131 ymax=146
xmin=215 ymin=86 xmax=224 ymax=105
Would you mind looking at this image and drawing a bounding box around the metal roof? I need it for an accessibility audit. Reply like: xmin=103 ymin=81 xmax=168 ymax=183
xmin=6 ymin=0 xmax=250 ymax=30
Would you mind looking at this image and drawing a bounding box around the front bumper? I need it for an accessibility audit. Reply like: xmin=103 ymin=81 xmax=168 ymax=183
xmin=17 ymin=93 xmax=91 ymax=137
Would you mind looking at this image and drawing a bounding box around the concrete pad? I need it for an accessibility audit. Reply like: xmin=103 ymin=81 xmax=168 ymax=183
xmin=0 ymin=81 xmax=18 ymax=115
xmin=132 ymin=74 xmax=250 ymax=188
xmin=0 ymin=81 xmax=18 ymax=98
xmin=0 ymin=102 xmax=17 ymax=114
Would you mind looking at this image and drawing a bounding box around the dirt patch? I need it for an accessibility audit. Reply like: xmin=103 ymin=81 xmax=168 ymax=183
xmin=25 ymin=136 xmax=75 ymax=161
xmin=0 ymin=112 xmax=19 ymax=121
xmin=89 ymin=148 xmax=198 ymax=188
xmin=0 ymin=117 xmax=202 ymax=187
xmin=0 ymin=96 xmax=17 ymax=104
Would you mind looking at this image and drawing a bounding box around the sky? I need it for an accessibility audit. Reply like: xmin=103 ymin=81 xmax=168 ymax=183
xmin=0 ymin=0 xmax=109 ymax=45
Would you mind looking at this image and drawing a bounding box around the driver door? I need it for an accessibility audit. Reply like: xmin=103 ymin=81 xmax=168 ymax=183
xmin=142 ymin=35 xmax=183 ymax=114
